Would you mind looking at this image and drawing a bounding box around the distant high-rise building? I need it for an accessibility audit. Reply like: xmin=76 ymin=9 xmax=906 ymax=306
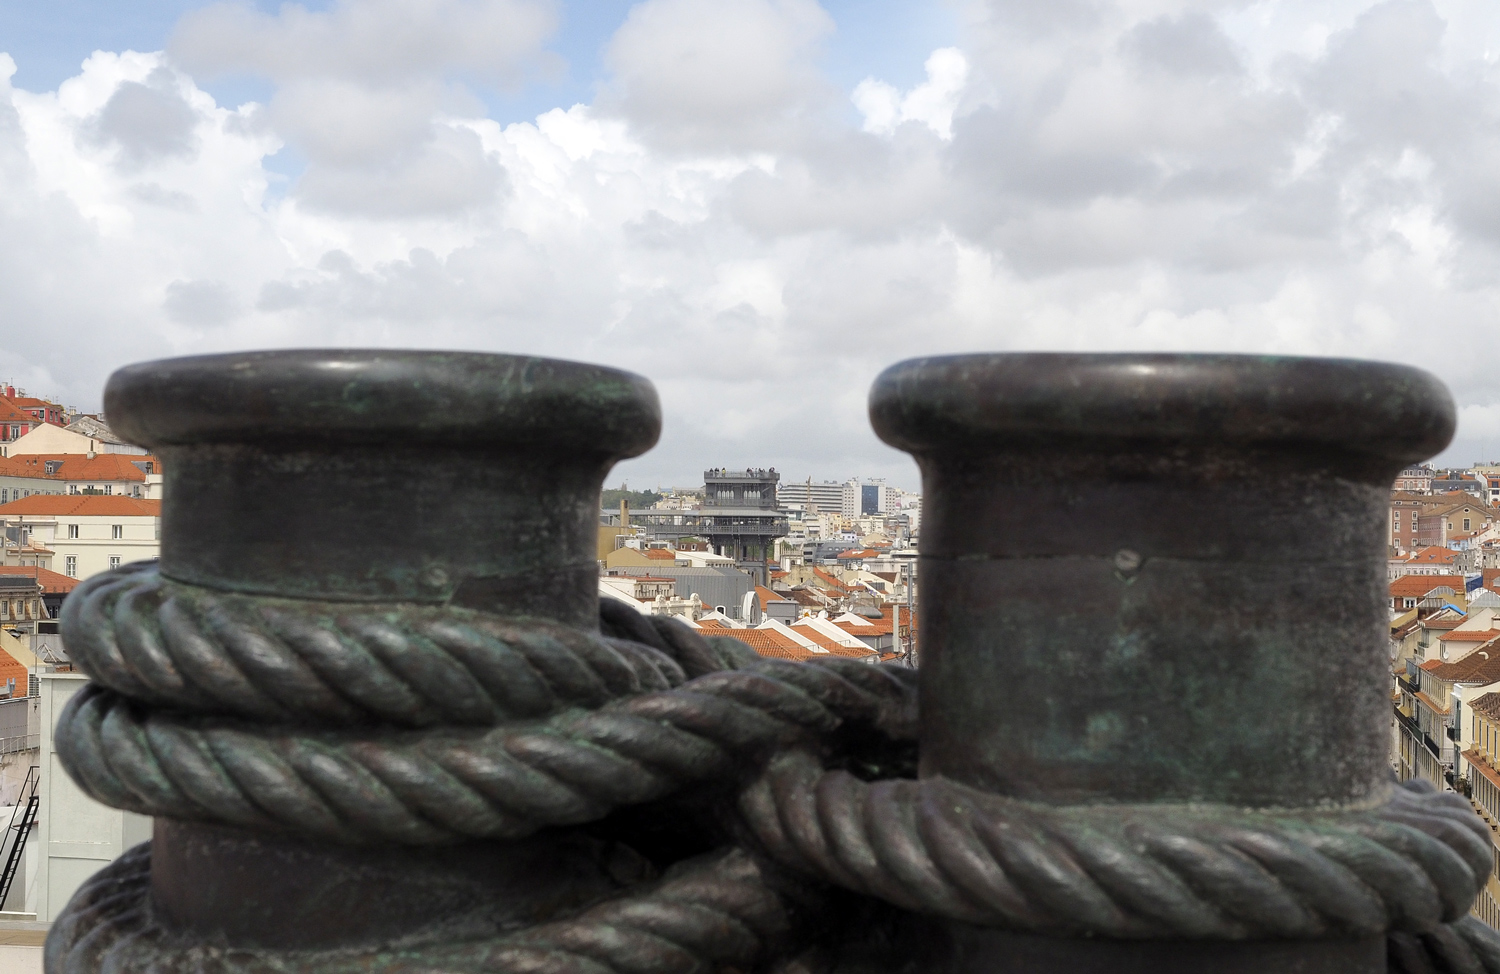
xmin=777 ymin=480 xmax=845 ymax=514
xmin=841 ymin=478 xmax=898 ymax=517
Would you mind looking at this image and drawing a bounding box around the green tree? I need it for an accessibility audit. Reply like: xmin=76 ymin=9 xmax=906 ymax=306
xmin=601 ymin=487 xmax=662 ymax=511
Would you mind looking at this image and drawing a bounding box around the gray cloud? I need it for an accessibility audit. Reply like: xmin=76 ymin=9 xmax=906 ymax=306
xmin=168 ymin=0 xmax=558 ymax=86
xmin=1123 ymin=13 xmax=1244 ymax=78
xmin=86 ymin=69 xmax=199 ymax=167
xmin=4 ymin=0 xmax=1500 ymax=488
xmin=164 ymin=279 xmax=238 ymax=326
xmin=599 ymin=0 xmax=838 ymax=152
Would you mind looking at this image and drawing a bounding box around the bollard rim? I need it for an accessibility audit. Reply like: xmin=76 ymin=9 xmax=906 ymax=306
xmin=105 ymin=348 xmax=662 ymax=459
xmin=869 ymin=352 xmax=1455 ymax=465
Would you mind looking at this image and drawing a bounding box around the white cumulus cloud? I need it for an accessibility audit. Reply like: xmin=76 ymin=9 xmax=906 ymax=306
xmin=853 ymin=47 xmax=969 ymax=139
xmin=1 ymin=0 xmax=1500 ymax=486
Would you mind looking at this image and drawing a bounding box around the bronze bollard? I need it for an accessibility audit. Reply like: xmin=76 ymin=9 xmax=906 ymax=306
xmin=866 ymin=353 xmax=1482 ymax=972
xmin=43 ymin=349 xmax=1500 ymax=974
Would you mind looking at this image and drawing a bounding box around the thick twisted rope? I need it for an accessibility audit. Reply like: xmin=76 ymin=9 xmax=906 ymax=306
xmin=44 ymin=841 xmax=796 ymax=974
xmin=55 ymin=656 xmax=917 ymax=845
xmin=739 ymin=750 xmax=1497 ymax=942
xmin=1390 ymin=917 xmax=1500 ymax=974
xmin=46 ymin=568 xmax=1500 ymax=969
xmin=61 ymin=564 xmax=732 ymax=728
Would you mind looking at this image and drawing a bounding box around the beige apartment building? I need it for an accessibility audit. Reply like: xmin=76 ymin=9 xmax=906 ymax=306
xmin=0 ymin=495 xmax=160 ymax=580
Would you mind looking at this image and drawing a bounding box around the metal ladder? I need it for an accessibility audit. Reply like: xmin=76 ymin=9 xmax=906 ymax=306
xmin=0 ymin=766 xmax=39 ymax=910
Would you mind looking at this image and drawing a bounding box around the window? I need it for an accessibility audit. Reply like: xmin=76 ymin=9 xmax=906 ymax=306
xmin=109 ymin=556 xmax=121 ymax=570
xmin=1 ymin=489 xmax=6 ymax=503
xmin=1465 ymin=519 xmax=1472 ymax=531
xmin=67 ymin=524 xmax=78 ymax=539
xmin=65 ymin=555 xmax=76 ymax=577
xmin=111 ymin=524 xmax=122 ymax=539
xmin=104 ymin=485 xmax=112 ymax=495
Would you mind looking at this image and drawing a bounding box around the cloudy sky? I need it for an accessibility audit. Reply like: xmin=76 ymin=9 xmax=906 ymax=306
xmin=2 ymin=0 xmax=1499 ymax=490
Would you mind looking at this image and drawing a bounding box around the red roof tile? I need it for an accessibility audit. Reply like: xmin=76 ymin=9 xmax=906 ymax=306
xmin=754 ymin=585 xmax=790 ymax=606
xmin=721 ymin=628 xmax=816 ymax=660
xmin=1406 ymin=547 xmax=1460 ymax=564
xmin=0 ymin=565 xmax=78 ymax=594
xmin=1390 ymin=575 xmax=1466 ymax=599
xmin=0 ymin=496 xmax=160 ymax=516
xmin=10 ymin=454 xmax=158 ymax=482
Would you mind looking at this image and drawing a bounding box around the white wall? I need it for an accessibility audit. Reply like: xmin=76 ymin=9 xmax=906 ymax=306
xmin=34 ymin=673 xmax=151 ymax=922
xmin=32 ymin=517 xmax=159 ymax=581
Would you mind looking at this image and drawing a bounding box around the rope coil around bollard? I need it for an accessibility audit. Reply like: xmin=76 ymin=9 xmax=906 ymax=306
xmin=44 ymin=565 xmax=1500 ymax=974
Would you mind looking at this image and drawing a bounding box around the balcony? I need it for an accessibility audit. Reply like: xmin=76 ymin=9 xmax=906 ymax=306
xmin=701 ymin=518 xmax=790 ymax=538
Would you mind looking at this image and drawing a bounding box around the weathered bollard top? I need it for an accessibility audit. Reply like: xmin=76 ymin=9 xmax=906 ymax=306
xmin=871 ymin=353 xmax=1455 ymax=808
xmin=105 ymin=349 xmax=660 ymax=628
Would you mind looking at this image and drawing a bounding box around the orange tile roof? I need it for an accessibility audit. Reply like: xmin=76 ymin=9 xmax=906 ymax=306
xmin=836 ymin=617 xmax=894 ymax=635
xmin=0 ymin=401 xmax=37 ymax=425
xmin=722 ymin=628 xmax=816 ymax=660
xmin=0 ymin=495 xmax=161 ymax=516
xmin=1420 ymin=659 xmax=1444 ymax=670
xmin=5 ymin=396 xmax=60 ymax=410
xmin=1440 ymin=630 xmax=1500 ymax=642
xmin=1424 ymin=649 xmax=1500 ymax=685
xmin=755 ymin=585 xmax=790 ymax=606
xmin=0 ymin=455 xmax=64 ymax=480
xmin=11 ymin=454 xmax=158 ymax=481
xmin=1472 ymin=692 xmax=1500 ymax=723
xmin=1406 ymin=547 xmax=1460 ymax=564
xmin=0 ymin=565 xmax=78 ymax=594
xmin=789 ymin=627 xmax=876 ymax=658
xmin=1390 ymin=575 xmax=1466 ymax=598
xmin=645 ymin=548 xmax=676 ymax=560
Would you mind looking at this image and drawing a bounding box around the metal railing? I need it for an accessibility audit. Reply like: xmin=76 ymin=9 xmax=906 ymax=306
xmin=0 ymin=734 xmax=38 ymax=755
